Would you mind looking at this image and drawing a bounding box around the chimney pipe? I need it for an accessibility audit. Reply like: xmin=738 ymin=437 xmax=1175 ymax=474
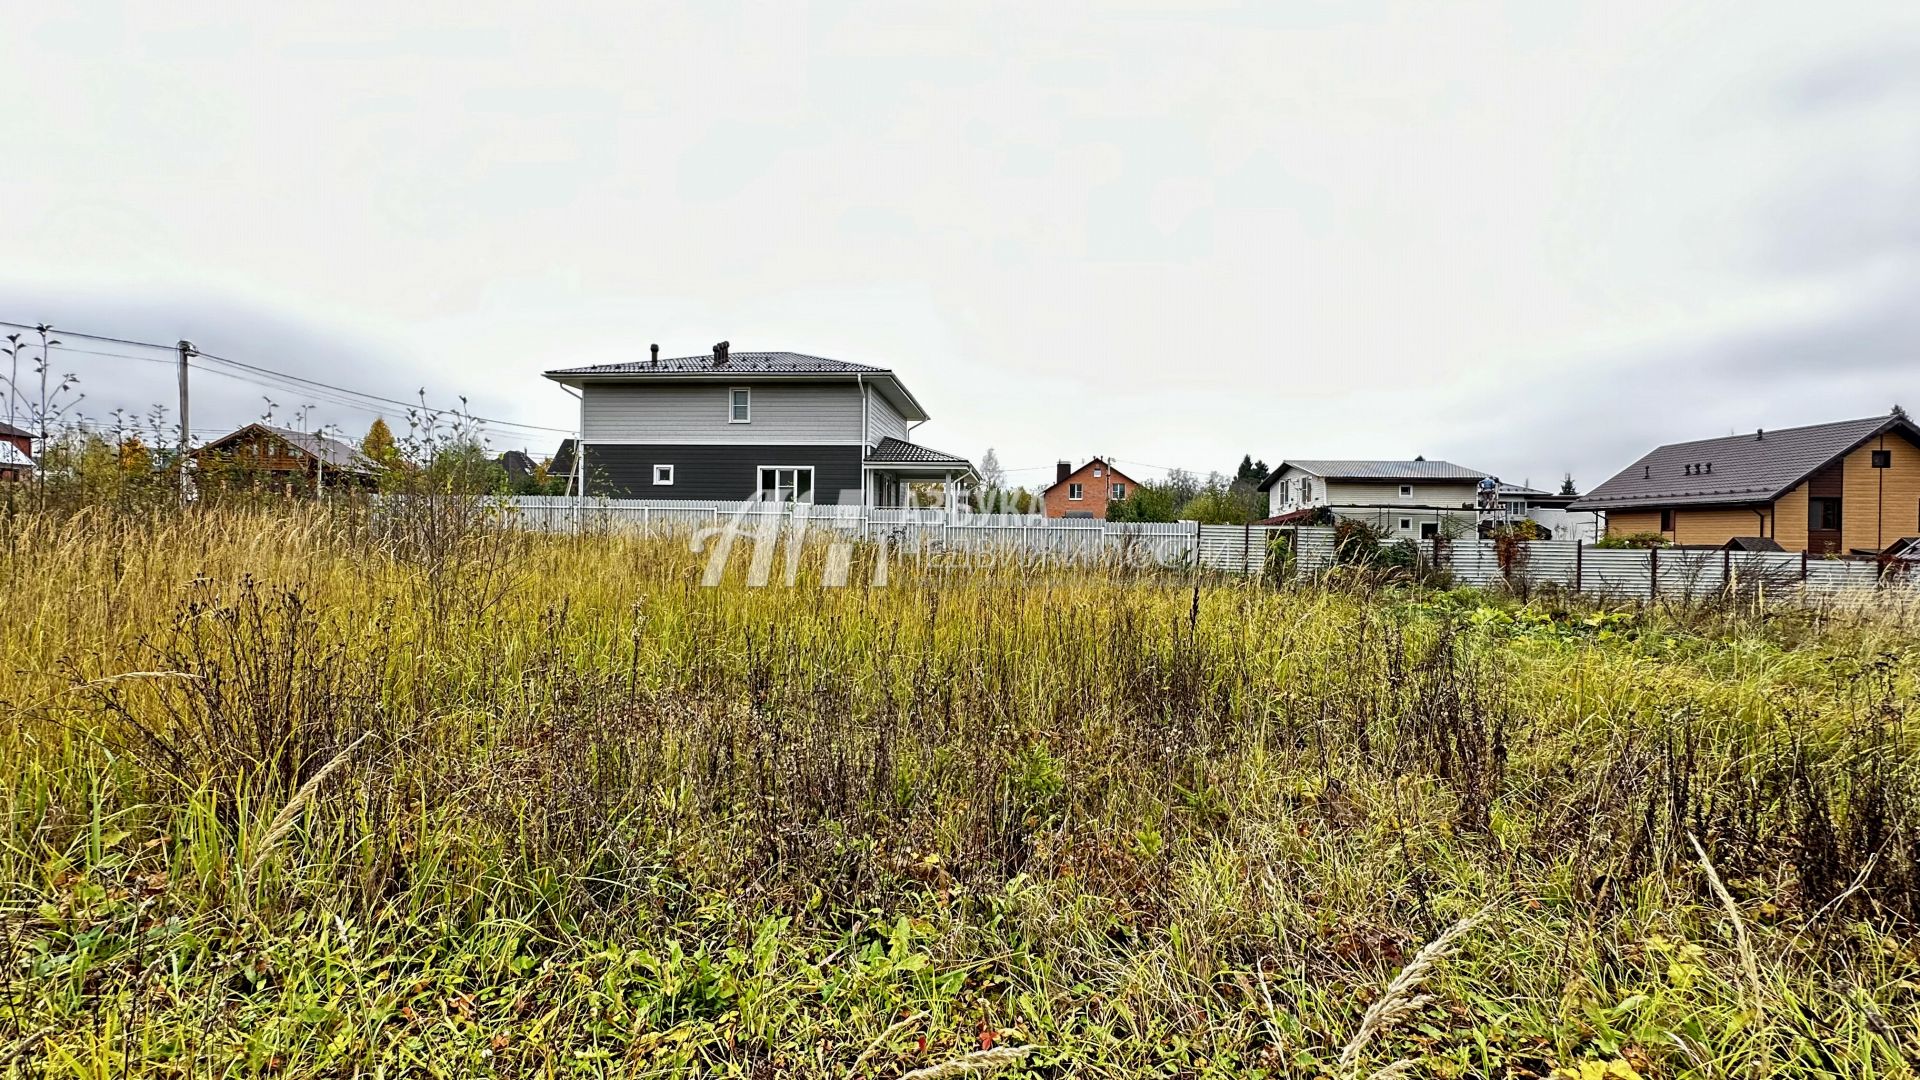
xmin=650 ymin=343 xmax=659 ymax=366
xmin=713 ymin=341 xmax=729 ymax=366
xmin=1756 ymin=428 xmax=1764 ymax=441
xmin=1057 ymin=460 xmax=1072 ymax=484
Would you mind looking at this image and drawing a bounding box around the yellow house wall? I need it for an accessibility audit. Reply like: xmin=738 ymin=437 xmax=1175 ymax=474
xmin=1672 ymin=507 xmax=1772 ymax=547
xmin=1605 ymin=509 xmax=1665 ymax=539
xmin=1842 ymin=434 xmax=1920 ymax=553
xmin=1774 ymin=485 xmax=1809 ymax=552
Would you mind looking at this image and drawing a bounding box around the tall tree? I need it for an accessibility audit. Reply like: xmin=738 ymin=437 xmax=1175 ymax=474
xmin=980 ymin=447 xmax=1005 ymax=491
xmin=361 ymin=417 xmax=399 ymax=467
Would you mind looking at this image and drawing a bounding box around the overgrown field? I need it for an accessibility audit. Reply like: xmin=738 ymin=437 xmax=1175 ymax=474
xmin=2 ymin=505 xmax=1918 ymax=1078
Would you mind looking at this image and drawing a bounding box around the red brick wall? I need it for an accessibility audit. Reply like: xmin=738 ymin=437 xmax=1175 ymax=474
xmin=1042 ymin=460 xmax=1138 ymax=519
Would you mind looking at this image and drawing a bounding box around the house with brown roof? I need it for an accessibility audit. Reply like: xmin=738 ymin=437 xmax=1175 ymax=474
xmin=1570 ymin=408 xmax=1920 ymax=554
xmin=1041 ymin=458 xmax=1138 ymax=519
xmin=0 ymin=419 xmax=32 ymax=480
xmin=191 ymin=423 xmax=379 ymax=491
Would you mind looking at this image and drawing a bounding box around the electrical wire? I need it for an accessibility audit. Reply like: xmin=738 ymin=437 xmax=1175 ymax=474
xmin=4 ymin=316 xmax=576 ymax=443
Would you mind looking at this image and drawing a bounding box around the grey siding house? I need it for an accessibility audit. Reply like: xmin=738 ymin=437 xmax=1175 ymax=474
xmin=544 ymin=343 xmax=976 ymax=507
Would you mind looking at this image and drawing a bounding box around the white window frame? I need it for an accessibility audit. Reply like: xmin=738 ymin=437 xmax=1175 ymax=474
xmin=1399 ymin=517 xmax=1413 ymax=532
xmin=729 ymin=387 xmax=751 ymax=424
xmin=1399 ymin=484 xmax=1414 ymax=499
xmin=653 ymin=464 xmax=674 ymax=486
xmin=1093 ymin=467 xmax=1103 ymax=478
xmin=1068 ymin=482 xmax=1084 ymax=501
xmin=1110 ymin=482 xmax=1126 ymax=500
xmin=757 ymin=465 xmax=814 ymax=504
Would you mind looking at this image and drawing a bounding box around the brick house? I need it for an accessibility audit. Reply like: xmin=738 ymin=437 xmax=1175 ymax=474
xmin=1040 ymin=457 xmax=1138 ymax=519
xmin=1571 ymin=408 xmax=1920 ymax=554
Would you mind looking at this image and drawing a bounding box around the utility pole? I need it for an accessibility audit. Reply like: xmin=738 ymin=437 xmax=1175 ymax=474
xmin=178 ymin=340 xmax=194 ymax=498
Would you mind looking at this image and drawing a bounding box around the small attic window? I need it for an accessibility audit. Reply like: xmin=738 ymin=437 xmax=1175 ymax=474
xmin=1872 ymin=450 xmax=1892 ymax=469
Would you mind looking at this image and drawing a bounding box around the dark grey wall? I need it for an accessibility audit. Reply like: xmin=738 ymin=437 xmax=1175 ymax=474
xmin=581 ymin=443 xmax=865 ymax=502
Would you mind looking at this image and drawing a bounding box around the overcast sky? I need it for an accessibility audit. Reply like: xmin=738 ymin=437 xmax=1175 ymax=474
xmin=3 ymin=2 xmax=1916 ymax=490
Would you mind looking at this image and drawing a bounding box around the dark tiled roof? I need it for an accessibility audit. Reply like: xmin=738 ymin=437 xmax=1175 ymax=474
xmin=0 ymin=419 xmax=30 ymax=439
xmin=865 ymin=436 xmax=971 ymax=466
xmin=550 ymin=438 xmax=576 ymax=476
xmin=547 ymin=352 xmax=887 ymax=377
xmin=1569 ymin=411 xmax=1916 ymax=511
xmin=498 ymin=450 xmax=535 ymax=480
xmin=260 ymin=425 xmax=377 ymax=472
xmin=1258 ymin=459 xmax=1488 ymax=490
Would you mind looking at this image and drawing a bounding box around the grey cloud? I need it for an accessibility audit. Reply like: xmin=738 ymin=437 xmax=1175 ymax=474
xmin=0 ymin=286 xmax=550 ymax=448
xmin=1784 ymin=45 xmax=1920 ymax=110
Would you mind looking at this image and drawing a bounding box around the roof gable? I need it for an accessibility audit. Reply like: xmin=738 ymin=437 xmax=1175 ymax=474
xmin=1569 ymin=411 xmax=1918 ymax=511
xmin=1041 ymin=457 xmax=1139 ymax=494
xmin=198 ymin=423 xmax=376 ymax=472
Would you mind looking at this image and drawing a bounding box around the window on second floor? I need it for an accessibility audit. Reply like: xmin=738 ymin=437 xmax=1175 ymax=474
xmin=729 ymin=388 xmax=751 ymax=423
xmin=1872 ymin=449 xmax=1892 ymax=469
xmin=1110 ymin=482 xmax=1126 ymax=500
xmin=1399 ymin=484 xmax=1413 ymax=498
xmin=1809 ymin=497 xmax=1842 ymax=532
xmin=1068 ymin=482 xmax=1083 ymax=500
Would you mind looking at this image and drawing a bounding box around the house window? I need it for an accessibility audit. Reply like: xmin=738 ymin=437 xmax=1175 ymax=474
xmin=653 ymin=464 xmax=674 ymax=485
xmin=1399 ymin=485 xmax=1413 ymax=498
xmin=1093 ymin=467 xmax=1103 ymax=478
xmin=1068 ymin=482 xmax=1083 ymax=500
xmin=1809 ymin=497 xmax=1842 ymax=531
xmin=758 ymin=466 xmax=813 ymax=503
xmin=1659 ymin=508 xmax=1674 ymax=532
xmin=729 ymin=388 xmax=751 ymax=423
xmin=1420 ymin=521 xmax=1440 ymax=540
xmin=1110 ymin=482 xmax=1126 ymax=500
xmin=1399 ymin=517 xmax=1412 ymax=532
xmin=1871 ymin=449 xmax=1892 ymax=469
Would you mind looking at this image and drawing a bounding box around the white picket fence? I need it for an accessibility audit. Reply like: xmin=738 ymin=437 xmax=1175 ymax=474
xmin=500 ymin=498 xmax=1917 ymax=601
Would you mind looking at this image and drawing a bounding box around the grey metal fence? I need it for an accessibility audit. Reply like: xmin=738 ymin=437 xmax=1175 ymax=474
xmin=500 ymin=498 xmax=1920 ymax=602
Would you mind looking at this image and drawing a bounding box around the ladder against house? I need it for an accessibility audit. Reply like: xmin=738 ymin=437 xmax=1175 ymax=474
xmin=1476 ymin=476 xmax=1508 ymax=532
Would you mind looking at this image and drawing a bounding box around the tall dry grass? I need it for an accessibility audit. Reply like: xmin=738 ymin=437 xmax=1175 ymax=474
xmin=0 ymin=502 xmax=1916 ymax=1077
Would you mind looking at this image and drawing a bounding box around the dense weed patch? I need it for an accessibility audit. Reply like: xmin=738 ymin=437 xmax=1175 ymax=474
xmin=1 ymin=505 xmax=1918 ymax=1077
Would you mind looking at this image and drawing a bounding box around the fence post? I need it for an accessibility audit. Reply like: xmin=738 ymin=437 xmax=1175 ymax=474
xmin=1649 ymin=545 xmax=1659 ymax=600
xmin=1243 ymin=523 xmax=1251 ymax=577
xmin=1723 ymin=546 xmax=1732 ymax=595
xmin=1801 ymin=550 xmax=1808 ymax=584
xmin=1574 ymin=539 xmax=1583 ymax=593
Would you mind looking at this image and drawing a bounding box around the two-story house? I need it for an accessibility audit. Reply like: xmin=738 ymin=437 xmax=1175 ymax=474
xmin=1040 ymin=457 xmax=1138 ymax=519
xmin=1571 ymin=408 xmax=1920 ymax=554
xmin=543 ymin=343 xmax=976 ymax=507
xmin=1256 ymin=459 xmax=1491 ymax=539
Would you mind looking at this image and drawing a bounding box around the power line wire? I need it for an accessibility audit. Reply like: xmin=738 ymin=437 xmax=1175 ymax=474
xmin=5 ymin=317 xmax=576 ymax=437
